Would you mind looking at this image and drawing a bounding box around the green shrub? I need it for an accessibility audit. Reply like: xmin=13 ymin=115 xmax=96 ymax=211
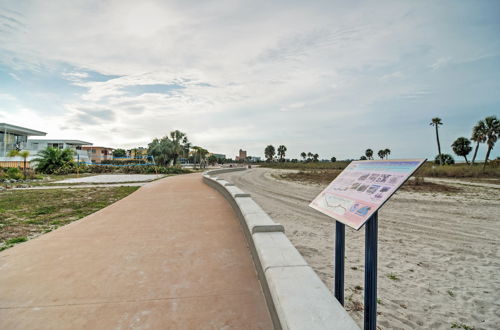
xmin=101 ymin=159 xmax=148 ymax=165
xmin=6 ymin=167 xmax=23 ymax=180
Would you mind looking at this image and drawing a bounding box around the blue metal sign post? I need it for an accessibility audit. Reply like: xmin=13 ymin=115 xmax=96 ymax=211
xmin=334 ymin=221 xmax=345 ymax=305
xmin=364 ymin=211 xmax=378 ymax=330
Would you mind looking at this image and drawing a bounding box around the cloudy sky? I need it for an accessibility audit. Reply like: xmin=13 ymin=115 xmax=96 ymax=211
xmin=1 ymin=0 xmax=499 ymax=160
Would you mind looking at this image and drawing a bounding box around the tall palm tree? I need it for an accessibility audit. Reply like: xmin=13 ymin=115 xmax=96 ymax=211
xmin=277 ymin=145 xmax=287 ymax=162
xmin=365 ymin=149 xmax=373 ymax=160
xmin=300 ymin=152 xmax=307 ymax=161
xmin=451 ymin=137 xmax=472 ymax=164
xmin=377 ymin=149 xmax=385 ymax=159
xmin=470 ymin=120 xmax=486 ymax=165
xmin=313 ymin=153 xmax=319 ymax=162
xmin=383 ymin=148 xmax=391 ymax=159
xmin=482 ymin=116 xmax=500 ymax=170
xmin=430 ymin=117 xmax=443 ymax=165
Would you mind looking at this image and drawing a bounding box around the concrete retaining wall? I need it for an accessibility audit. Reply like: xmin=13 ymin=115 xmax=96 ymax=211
xmin=203 ymin=168 xmax=359 ymax=330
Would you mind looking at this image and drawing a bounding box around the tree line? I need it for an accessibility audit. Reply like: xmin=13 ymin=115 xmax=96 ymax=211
xmin=431 ymin=115 xmax=499 ymax=168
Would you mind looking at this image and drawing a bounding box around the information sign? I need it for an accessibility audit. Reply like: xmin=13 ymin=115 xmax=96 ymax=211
xmin=309 ymin=159 xmax=426 ymax=230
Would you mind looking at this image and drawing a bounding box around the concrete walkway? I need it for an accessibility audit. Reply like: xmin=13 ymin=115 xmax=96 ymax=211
xmin=0 ymin=173 xmax=273 ymax=329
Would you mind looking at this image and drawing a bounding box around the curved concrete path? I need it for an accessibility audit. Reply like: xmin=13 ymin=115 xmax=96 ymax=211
xmin=0 ymin=173 xmax=273 ymax=329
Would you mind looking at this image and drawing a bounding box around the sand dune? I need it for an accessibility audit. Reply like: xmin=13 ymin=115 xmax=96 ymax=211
xmin=219 ymin=168 xmax=500 ymax=330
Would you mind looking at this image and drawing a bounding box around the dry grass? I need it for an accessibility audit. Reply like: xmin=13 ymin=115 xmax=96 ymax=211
xmin=0 ymin=186 xmax=138 ymax=250
xmin=274 ymin=170 xmax=461 ymax=193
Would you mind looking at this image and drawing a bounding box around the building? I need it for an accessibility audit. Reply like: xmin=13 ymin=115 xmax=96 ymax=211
xmin=82 ymin=146 xmax=114 ymax=163
xmin=0 ymin=123 xmax=46 ymax=167
xmin=127 ymin=147 xmax=148 ymax=159
xmin=27 ymin=139 xmax=92 ymax=163
xmin=235 ymin=149 xmax=247 ymax=161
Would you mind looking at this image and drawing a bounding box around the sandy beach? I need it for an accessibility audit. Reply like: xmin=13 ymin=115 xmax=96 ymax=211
xmin=219 ymin=168 xmax=500 ymax=329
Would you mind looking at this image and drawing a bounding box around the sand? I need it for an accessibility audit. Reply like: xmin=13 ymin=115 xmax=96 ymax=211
xmin=219 ymin=168 xmax=500 ymax=330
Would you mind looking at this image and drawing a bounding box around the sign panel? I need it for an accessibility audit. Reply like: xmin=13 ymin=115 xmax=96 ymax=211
xmin=309 ymin=159 xmax=426 ymax=230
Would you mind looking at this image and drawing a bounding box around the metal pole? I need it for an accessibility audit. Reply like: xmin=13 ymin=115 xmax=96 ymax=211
xmin=364 ymin=211 xmax=378 ymax=330
xmin=334 ymin=221 xmax=345 ymax=305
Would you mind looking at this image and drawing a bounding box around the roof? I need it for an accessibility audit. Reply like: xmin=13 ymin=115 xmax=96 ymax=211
xmin=81 ymin=146 xmax=113 ymax=149
xmin=0 ymin=123 xmax=46 ymax=136
xmin=28 ymin=139 xmax=93 ymax=145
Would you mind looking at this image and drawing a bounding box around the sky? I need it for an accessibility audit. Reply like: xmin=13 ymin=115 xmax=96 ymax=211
xmin=1 ymin=0 xmax=499 ymax=161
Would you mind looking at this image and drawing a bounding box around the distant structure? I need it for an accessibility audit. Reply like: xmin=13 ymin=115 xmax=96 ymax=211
xmin=235 ymin=149 xmax=247 ymax=161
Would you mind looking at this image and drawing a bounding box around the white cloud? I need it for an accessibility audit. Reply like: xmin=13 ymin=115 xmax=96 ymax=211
xmin=1 ymin=0 xmax=499 ymax=159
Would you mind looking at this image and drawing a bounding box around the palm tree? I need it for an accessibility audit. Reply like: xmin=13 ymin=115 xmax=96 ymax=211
xmin=313 ymin=153 xmax=319 ymax=162
xmin=8 ymin=150 xmax=30 ymax=177
xmin=148 ymin=137 xmax=173 ymax=166
xmin=430 ymin=117 xmax=443 ymax=165
xmin=482 ymin=116 xmax=500 ymax=170
xmin=471 ymin=120 xmax=486 ymax=165
xmin=32 ymin=147 xmax=75 ymax=174
xmin=307 ymin=152 xmax=313 ymax=162
xmin=169 ymin=130 xmax=188 ymax=165
xmin=451 ymin=137 xmax=472 ymax=164
xmin=384 ymin=148 xmax=391 ymax=159
xmin=264 ymin=145 xmax=275 ymax=162
xmin=300 ymin=152 xmax=307 ymax=161
xmin=365 ymin=149 xmax=373 ymax=160
xmin=377 ymin=149 xmax=386 ymax=159
xmin=191 ymin=146 xmax=209 ymax=169
xmin=277 ymin=145 xmax=287 ymax=162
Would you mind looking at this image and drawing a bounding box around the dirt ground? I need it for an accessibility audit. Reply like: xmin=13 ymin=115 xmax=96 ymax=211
xmin=219 ymin=168 xmax=500 ymax=330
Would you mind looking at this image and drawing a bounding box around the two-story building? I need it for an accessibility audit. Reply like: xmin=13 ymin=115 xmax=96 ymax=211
xmin=0 ymin=123 xmax=46 ymax=168
xmin=27 ymin=139 xmax=93 ymax=163
xmin=81 ymin=146 xmax=114 ymax=164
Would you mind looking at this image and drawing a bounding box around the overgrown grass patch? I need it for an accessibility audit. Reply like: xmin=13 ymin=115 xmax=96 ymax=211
xmin=0 ymin=186 xmax=138 ymax=250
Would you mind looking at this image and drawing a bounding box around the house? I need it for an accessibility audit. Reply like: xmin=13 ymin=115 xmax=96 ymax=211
xmin=0 ymin=123 xmax=46 ymax=168
xmin=127 ymin=147 xmax=148 ymax=159
xmin=27 ymin=139 xmax=93 ymax=163
xmin=81 ymin=146 xmax=114 ymax=164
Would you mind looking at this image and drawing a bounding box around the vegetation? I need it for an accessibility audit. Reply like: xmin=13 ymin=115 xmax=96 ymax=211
xmin=265 ymin=145 xmax=275 ymax=162
xmin=451 ymin=137 xmax=472 ymax=164
xmin=112 ymin=148 xmax=127 ymax=157
xmin=435 ymin=154 xmax=455 ymax=165
xmin=377 ymin=149 xmax=391 ymax=159
xmin=481 ymin=116 xmax=499 ymax=170
xmin=32 ymin=147 xmax=76 ymax=174
xmin=148 ymin=130 xmax=190 ymax=166
xmin=277 ymin=145 xmax=287 ymax=162
xmin=430 ymin=117 xmax=444 ymax=165
xmin=8 ymin=150 xmax=30 ymax=177
xmin=191 ymin=146 xmax=209 ymax=168
xmin=365 ymin=148 xmax=373 ymax=160
xmin=0 ymin=186 xmax=138 ymax=251
xmin=470 ymin=120 xmax=486 ymax=165
xmin=451 ymin=322 xmax=474 ymax=330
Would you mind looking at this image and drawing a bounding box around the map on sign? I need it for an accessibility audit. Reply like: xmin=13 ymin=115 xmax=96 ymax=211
xmin=309 ymin=159 xmax=426 ymax=230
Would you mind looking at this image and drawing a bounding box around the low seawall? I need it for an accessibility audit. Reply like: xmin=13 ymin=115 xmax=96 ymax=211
xmin=203 ymin=168 xmax=359 ymax=330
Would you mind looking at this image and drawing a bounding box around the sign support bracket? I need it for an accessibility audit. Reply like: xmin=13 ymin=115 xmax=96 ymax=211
xmin=364 ymin=211 xmax=378 ymax=330
xmin=334 ymin=221 xmax=345 ymax=305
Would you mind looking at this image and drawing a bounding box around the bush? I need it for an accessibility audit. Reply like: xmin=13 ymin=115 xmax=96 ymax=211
xmin=86 ymin=164 xmax=192 ymax=175
xmin=101 ymin=159 xmax=147 ymax=165
xmin=6 ymin=167 xmax=23 ymax=180
xmin=434 ymin=154 xmax=455 ymax=165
